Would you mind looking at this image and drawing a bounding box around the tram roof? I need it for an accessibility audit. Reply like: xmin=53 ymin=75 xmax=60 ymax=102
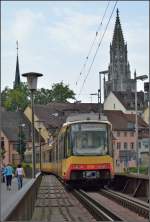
xmin=63 ymin=120 xmax=111 ymax=127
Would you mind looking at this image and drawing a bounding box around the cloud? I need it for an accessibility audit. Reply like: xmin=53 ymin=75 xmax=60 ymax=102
xmin=11 ymin=9 xmax=44 ymax=42
xmin=47 ymin=9 xmax=99 ymax=54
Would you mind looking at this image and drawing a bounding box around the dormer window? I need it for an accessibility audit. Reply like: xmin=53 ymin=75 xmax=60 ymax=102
xmin=127 ymin=122 xmax=134 ymax=129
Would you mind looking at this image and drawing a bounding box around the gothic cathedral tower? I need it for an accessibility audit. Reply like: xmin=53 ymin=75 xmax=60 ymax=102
xmin=105 ymin=9 xmax=135 ymax=97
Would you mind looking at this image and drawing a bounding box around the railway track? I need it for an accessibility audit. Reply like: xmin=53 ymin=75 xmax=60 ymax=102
xmin=32 ymin=175 xmax=148 ymax=221
xmin=32 ymin=175 xmax=96 ymax=222
xmin=100 ymin=188 xmax=149 ymax=219
xmin=73 ymin=189 xmax=124 ymax=221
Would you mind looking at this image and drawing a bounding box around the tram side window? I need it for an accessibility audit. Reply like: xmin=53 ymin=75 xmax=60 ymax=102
xmin=61 ymin=132 xmax=67 ymax=159
xmin=64 ymin=132 xmax=67 ymax=158
xmin=52 ymin=144 xmax=56 ymax=162
xmin=59 ymin=134 xmax=64 ymax=159
xmin=53 ymin=143 xmax=58 ymax=162
xmin=52 ymin=149 xmax=54 ymax=162
xmin=49 ymin=150 xmax=52 ymax=162
xmin=108 ymin=127 xmax=113 ymax=156
xmin=66 ymin=127 xmax=72 ymax=157
xmin=43 ymin=152 xmax=46 ymax=162
xmin=54 ymin=146 xmax=58 ymax=162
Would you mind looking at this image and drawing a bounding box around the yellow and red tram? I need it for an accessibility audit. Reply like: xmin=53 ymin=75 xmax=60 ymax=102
xmin=41 ymin=115 xmax=114 ymax=187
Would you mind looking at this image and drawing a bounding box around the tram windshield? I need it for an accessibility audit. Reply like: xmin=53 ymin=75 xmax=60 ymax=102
xmin=71 ymin=123 xmax=109 ymax=155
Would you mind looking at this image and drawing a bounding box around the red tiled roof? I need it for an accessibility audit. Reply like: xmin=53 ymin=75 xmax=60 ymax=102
xmin=33 ymin=103 xmax=148 ymax=131
xmin=125 ymin=114 xmax=148 ymax=127
xmin=104 ymin=110 xmax=148 ymax=130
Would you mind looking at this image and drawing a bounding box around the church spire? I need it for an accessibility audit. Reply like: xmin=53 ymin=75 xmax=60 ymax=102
xmin=105 ymin=9 xmax=133 ymax=97
xmin=14 ymin=40 xmax=21 ymax=89
xmin=112 ymin=8 xmax=125 ymax=47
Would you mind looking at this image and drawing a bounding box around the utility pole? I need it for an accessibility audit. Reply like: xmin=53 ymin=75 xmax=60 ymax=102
xmin=134 ymin=71 xmax=139 ymax=175
xmin=99 ymin=70 xmax=109 ymax=118
xmin=98 ymin=89 xmax=101 ymax=119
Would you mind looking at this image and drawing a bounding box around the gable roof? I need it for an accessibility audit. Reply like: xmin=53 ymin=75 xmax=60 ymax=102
xmin=33 ymin=102 xmax=99 ymax=130
xmin=32 ymin=103 xmax=148 ymax=132
xmin=104 ymin=110 xmax=148 ymax=130
xmin=1 ymin=110 xmax=39 ymax=141
xmin=113 ymin=91 xmax=145 ymax=110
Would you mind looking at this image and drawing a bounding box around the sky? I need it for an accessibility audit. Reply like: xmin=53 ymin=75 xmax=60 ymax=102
xmin=1 ymin=1 xmax=149 ymax=103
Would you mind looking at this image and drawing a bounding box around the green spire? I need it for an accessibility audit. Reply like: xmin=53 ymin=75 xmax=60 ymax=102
xmin=14 ymin=41 xmax=21 ymax=89
xmin=112 ymin=8 xmax=125 ymax=48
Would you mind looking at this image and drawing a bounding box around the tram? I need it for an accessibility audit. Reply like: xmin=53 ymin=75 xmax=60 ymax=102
xmin=41 ymin=113 xmax=114 ymax=187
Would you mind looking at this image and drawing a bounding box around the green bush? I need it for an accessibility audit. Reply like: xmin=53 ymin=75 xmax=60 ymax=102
xmin=128 ymin=167 xmax=148 ymax=175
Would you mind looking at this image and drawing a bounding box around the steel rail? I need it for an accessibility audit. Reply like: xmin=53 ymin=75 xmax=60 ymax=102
xmin=100 ymin=188 xmax=149 ymax=218
xmin=73 ymin=189 xmax=123 ymax=221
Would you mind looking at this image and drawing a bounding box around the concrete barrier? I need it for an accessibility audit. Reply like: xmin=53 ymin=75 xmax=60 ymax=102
xmin=3 ymin=173 xmax=42 ymax=221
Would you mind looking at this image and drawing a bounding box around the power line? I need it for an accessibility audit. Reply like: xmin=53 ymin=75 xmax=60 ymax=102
xmin=75 ymin=1 xmax=110 ymax=87
xmin=78 ymin=1 xmax=118 ymax=96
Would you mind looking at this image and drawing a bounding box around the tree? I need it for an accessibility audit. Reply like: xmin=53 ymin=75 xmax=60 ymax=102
xmin=2 ymin=83 xmax=30 ymax=111
xmin=34 ymin=88 xmax=53 ymax=105
xmin=0 ymin=147 xmax=6 ymax=162
xmin=0 ymin=138 xmax=6 ymax=163
xmin=17 ymin=128 xmax=26 ymax=161
xmin=51 ymin=82 xmax=75 ymax=102
xmin=2 ymin=81 xmax=76 ymax=110
xmin=32 ymin=82 xmax=76 ymax=104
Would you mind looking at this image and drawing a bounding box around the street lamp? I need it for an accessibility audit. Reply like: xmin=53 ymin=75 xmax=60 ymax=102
xmin=22 ymin=72 xmax=43 ymax=178
xmin=35 ymin=120 xmax=45 ymax=172
xmin=19 ymin=123 xmax=25 ymax=162
xmin=134 ymin=70 xmax=148 ymax=175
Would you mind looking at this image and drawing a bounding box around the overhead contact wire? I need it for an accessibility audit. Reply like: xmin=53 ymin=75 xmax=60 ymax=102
xmin=75 ymin=1 xmax=110 ymax=87
xmin=78 ymin=1 xmax=118 ymax=96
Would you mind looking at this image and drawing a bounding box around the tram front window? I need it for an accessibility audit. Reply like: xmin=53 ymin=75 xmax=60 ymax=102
xmin=71 ymin=123 xmax=108 ymax=155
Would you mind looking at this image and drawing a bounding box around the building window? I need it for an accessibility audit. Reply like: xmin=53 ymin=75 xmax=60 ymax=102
xmin=138 ymin=142 xmax=141 ymax=149
xmin=128 ymin=122 xmax=134 ymax=129
xmin=124 ymin=131 xmax=127 ymax=136
xmin=144 ymin=144 xmax=148 ymax=149
xmin=117 ymin=131 xmax=120 ymax=137
xmin=117 ymin=142 xmax=121 ymax=149
xmin=124 ymin=142 xmax=128 ymax=149
xmin=1 ymin=137 xmax=4 ymax=149
xmin=130 ymin=142 xmax=134 ymax=149
xmin=116 ymin=160 xmax=120 ymax=166
xmin=130 ymin=131 xmax=134 ymax=137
